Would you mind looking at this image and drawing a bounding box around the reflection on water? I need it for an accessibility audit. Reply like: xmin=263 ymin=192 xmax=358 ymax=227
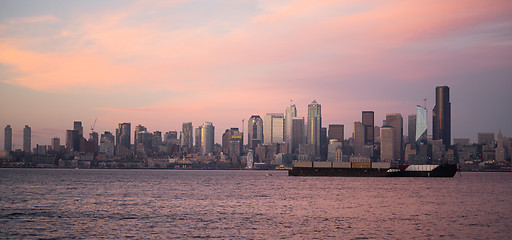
xmin=1 ymin=169 xmax=511 ymax=239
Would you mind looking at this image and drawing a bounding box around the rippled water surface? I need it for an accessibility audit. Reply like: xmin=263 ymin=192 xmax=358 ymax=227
xmin=1 ymin=169 xmax=511 ymax=239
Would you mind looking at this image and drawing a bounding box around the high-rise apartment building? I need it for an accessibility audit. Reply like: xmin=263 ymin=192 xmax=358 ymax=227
xmin=432 ymin=86 xmax=451 ymax=150
xmin=385 ymin=113 xmax=403 ymax=161
xmin=116 ymin=123 xmax=131 ymax=149
xmin=307 ymin=100 xmax=321 ymax=158
xmin=264 ymin=113 xmax=284 ymax=144
xmin=23 ymin=125 xmax=31 ymax=153
xmin=4 ymin=125 xmax=12 ymax=152
xmin=100 ymin=131 xmax=115 ymax=156
xmin=248 ymin=115 xmax=263 ymax=149
xmin=200 ymin=122 xmax=214 ymax=155
xmin=285 ymin=104 xmax=297 ymax=152
xmin=74 ymin=121 xmax=83 ymax=138
xmin=416 ymin=106 xmax=428 ymax=144
xmin=362 ymin=111 xmax=374 ymax=145
xmin=181 ymin=122 xmax=193 ymax=151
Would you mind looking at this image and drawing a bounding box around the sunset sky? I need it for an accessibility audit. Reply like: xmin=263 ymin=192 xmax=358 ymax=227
xmin=1 ymin=0 xmax=511 ymax=148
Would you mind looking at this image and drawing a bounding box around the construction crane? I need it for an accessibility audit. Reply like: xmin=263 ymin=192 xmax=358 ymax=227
xmin=90 ymin=118 xmax=97 ymax=133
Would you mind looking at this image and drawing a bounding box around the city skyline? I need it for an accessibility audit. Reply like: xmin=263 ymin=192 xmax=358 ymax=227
xmin=1 ymin=1 xmax=511 ymax=147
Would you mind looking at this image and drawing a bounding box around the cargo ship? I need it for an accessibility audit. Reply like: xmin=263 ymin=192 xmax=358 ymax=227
xmin=288 ymin=161 xmax=458 ymax=177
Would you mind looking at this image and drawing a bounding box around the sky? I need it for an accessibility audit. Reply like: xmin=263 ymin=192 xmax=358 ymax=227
xmin=1 ymin=0 xmax=511 ymax=149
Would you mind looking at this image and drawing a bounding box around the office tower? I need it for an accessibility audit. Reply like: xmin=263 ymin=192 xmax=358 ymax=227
xmin=385 ymin=113 xmax=403 ymax=161
xmin=51 ymin=137 xmax=60 ymax=152
xmin=307 ymin=100 xmax=321 ymax=158
xmin=320 ymin=127 xmax=328 ymax=160
xmin=223 ymin=128 xmax=243 ymax=163
xmin=66 ymin=130 xmax=79 ymax=152
xmin=353 ymin=121 xmax=365 ymax=156
xmin=23 ymin=125 xmax=31 ymax=153
xmin=164 ymin=131 xmax=178 ymax=142
xmin=248 ymin=115 xmax=263 ymax=149
xmin=89 ymin=132 xmax=99 ymax=153
xmin=327 ymin=139 xmax=343 ymax=161
xmin=291 ymin=117 xmax=304 ymax=154
xmin=200 ymin=122 xmax=214 ymax=154
xmin=153 ymin=131 xmax=162 ymax=151
xmin=328 ymin=124 xmax=344 ymax=142
xmin=416 ymin=106 xmax=428 ymax=144
xmin=73 ymin=121 xmax=83 ymax=138
xmin=195 ymin=126 xmax=202 ymax=149
xmin=374 ymin=126 xmax=380 ymax=143
xmin=181 ymin=122 xmax=193 ymax=151
xmin=408 ymin=114 xmax=416 ymax=145
xmin=116 ymin=123 xmax=131 ymax=149
xmin=4 ymin=125 xmax=12 ymax=152
xmin=136 ymin=130 xmax=153 ymax=154
xmin=496 ymin=130 xmax=505 ymax=162
xmin=478 ymin=132 xmax=495 ymax=145
xmin=285 ymin=104 xmax=297 ymax=151
xmin=380 ymin=126 xmax=395 ymax=161
xmin=362 ymin=111 xmax=374 ymax=145
xmin=222 ymin=128 xmax=235 ymax=154
xmin=134 ymin=124 xmax=147 ymax=154
xmin=432 ymin=86 xmax=451 ymax=150
xmin=264 ymin=113 xmax=284 ymax=144
xmin=100 ymin=131 xmax=115 ymax=156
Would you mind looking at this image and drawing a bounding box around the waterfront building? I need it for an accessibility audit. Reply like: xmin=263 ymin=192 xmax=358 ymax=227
xmin=385 ymin=113 xmax=403 ymax=161
xmin=432 ymin=86 xmax=451 ymax=150
xmin=23 ymin=125 xmax=31 ymax=153
xmin=362 ymin=111 xmax=374 ymax=145
xmin=380 ymin=126 xmax=394 ymax=161
xmin=248 ymin=115 xmax=263 ymax=149
xmin=307 ymin=100 xmax=322 ymax=159
xmin=4 ymin=125 xmax=12 ymax=152
xmin=200 ymin=122 xmax=215 ymax=155
xmin=285 ymin=104 xmax=297 ymax=152
xmin=264 ymin=113 xmax=284 ymax=144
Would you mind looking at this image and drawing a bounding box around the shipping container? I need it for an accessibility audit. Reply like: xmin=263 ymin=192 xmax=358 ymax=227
xmin=332 ymin=161 xmax=351 ymax=168
xmin=313 ymin=161 xmax=332 ymax=168
xmin=371 ymin=162 xmax=391 ymax=169
xmin=293 ymin=161 xmax=313 ymax=168
xmin=351 ymin=162 xmax=372 ymax=168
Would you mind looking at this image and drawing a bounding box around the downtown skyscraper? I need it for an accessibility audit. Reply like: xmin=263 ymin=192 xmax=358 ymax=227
xmin=23 ymin=125 xmax=31 ymax=153
xmin=307 ymin=100 xmax=321 ymax=159
xmin=181 ymin=122 xmax=193 ymax=152
xmin=247 ymin=115 xmax=263 ymax=149
xmin=285 ymin=104 xmax=297 ymax=152
xmin=4 ymin=125 xmax=12 ymax=152
xmin=433 ymin=86 xmax=451 ymax=150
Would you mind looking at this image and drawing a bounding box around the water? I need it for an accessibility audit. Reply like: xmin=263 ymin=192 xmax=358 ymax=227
xmin=1 ymin=169 xmax=511 ymax=239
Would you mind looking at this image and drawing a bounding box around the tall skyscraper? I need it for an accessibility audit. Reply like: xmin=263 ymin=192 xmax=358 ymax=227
xmin=328 ymin=124 xmax=344 ymax=142
xmin=200 ymin=122 xmax=214 ymax=155
xmin=134 ymin=124 xmax=147 ymax=154
xmin=307 ymin=100 xmax=321 ymax=159
xmin=362 ymin=111 xmax=374 ymax=145
xmin=416 ymin=106 xmax=428 ymax=144
xmin=23 ymin=125 xmax=31 ymax=152
xmin=407 ymin=114 xmax=416 ymax=145
xmin=380 ymin=126 xmax=395 ymax=161
xmin=264 ymin=113 xmax=284 ymax=144
xmin=51 ymin=137 xmax=60 ymax=152
xmin=385 ymin=113 xmax=403 ymax=161
xmin=432 ymin=86 xmax=451 ymax=150
xmin=181 ymin=122 xmax=193 ymax=151
xmin=248 ymin=115 xmax=263 ymax=149
xmin=66 ymin=130 xmax=79 ymax=152
xmin=116 ymin=123 xmax=131 ymax=149
xmin=291 ymin=117 xmax=304 ymax=154
xmin=285 ymin=104 xmax=297 ymax=152
xmin=74 ymin=121 xmax=83 ymax=138
xmin=4 ymin=125 xmax=12 ymax=152
xmin=195 ymin=126 xmax=202 ymax=149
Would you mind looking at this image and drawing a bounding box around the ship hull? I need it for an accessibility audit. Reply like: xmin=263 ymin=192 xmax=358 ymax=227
xmin=288 ymin=163 xmax=458 ymax=177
